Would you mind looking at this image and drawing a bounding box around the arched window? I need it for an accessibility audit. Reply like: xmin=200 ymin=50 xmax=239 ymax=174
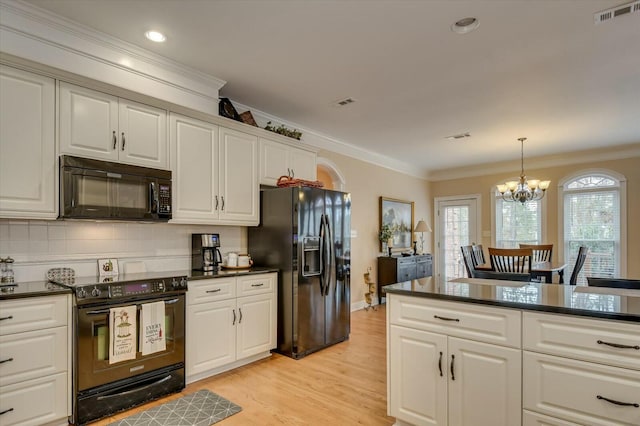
xmin=559 ymin=170 xmax=627 ymax=284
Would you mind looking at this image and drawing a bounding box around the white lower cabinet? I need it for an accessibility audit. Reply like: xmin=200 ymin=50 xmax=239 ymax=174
xmin=387 ymin=295 xmax=522 ymax=426
xmin=523 ymin=311 xmax=640 ymax=426
xmin=186 ymin=273 xmax=276 ymax=383
xmin=0 ymin=295 xmax=71 ymax=426
xmin=523 ymin=410 xmax=583 ymax=426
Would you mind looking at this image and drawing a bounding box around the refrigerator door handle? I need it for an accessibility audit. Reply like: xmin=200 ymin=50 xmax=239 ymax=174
xmin=323 ymin=215 xmax=333 ymax=296
xmin=319 ymin=213 xmax=326 ymax=294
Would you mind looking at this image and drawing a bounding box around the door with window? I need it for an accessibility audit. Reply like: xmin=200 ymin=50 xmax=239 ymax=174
xmin=436 ymin=196 xmax=480 ymax=284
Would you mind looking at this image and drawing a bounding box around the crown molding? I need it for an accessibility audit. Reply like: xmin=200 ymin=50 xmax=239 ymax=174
xmin=0 ymin=0 xmax=225 ymax=113
xmin=231 ymin=100 xmax=429 ymax=180
xmin=428 ymin=142 xmax=640 ymax=181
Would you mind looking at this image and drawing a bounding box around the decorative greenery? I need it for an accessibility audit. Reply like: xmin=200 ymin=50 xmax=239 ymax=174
xmin=264 ymin=121 xmax=302 ymax=140
xmin=379 ymin=223 xmax=393 ymax=242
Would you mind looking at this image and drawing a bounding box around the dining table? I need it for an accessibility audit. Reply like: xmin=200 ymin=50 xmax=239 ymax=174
xmin=476 ymin=261 xmax=568 ymax=283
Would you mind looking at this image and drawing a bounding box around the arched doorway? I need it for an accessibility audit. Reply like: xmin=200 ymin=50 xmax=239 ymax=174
xmin=316 ymin=157 xmax=345 ymax=191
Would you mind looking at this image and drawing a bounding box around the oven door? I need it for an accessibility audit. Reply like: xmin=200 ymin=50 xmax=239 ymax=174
xmin=76 ymin=294 xmax=185 ymax=392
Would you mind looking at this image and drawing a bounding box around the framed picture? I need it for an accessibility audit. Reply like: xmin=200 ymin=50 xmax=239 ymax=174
xmin=98 ymin=258 xmax=119 ymax=277
xmin=380 ymin=197 xmax=414 ymax=252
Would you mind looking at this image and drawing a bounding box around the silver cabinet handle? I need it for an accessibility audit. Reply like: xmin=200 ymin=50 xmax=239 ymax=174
xmin=239 ymin=308 xmax=243 ymax=324
xmin=0 ymin=358 xmax=13 ymax=364
xmin=232 ymin=309 xmax=236 ymax=325
xmin=0 ymin=316 xmax=13 ymax=321
xmin=121 ymin=132 xmax=125 ymax=150
xmin=206 ymin=288 xmax=221 ymax=293
xmin=251 ymin=283 xmax=264 ymax=287
xmin=215 ymin=195 xmax=219 ymax=210
xmin=221 ymin=196 xmax=225 ymax=211
xmin=0 ymin=408 xmax=14 ymax=416
xmin=112 ymin=131 xmax=117 ymax=149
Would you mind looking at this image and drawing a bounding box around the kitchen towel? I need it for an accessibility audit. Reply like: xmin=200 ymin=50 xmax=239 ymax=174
xmin=140 ymin=301 xmax=166 ymax=355
xmin=109 ymin=305 xmax=137 ymax=364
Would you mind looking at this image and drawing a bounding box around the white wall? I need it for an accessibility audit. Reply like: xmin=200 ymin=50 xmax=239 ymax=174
xmin=0 ymin=219 xmax=246 ymax=282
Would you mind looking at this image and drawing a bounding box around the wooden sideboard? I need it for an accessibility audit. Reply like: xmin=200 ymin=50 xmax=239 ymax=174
xmin=377 ymin=254 xmax=432 ymax=304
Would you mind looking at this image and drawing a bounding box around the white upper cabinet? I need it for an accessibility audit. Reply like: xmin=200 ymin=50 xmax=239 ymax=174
xmin=0 ymin=65 xmax=57 ymax=219
xmin=219 ymin=127 xmax=258 ymax=223
xmin=170 ymin=114 xmax=218 ymax=220
xmin=59 ymin=82 xmax=167 ymax=169
xmin=170 ymin=114 xmax=258 ymax=225
xmin=259 ymin=137 xmax=316 ymax=186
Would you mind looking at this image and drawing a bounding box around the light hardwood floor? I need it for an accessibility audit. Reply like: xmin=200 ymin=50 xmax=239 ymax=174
xmin=90 ymin=305 xmax=394 ymax=425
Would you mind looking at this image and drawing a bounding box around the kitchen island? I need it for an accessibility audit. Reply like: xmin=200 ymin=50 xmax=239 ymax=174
xmin=383 ymin=277 xmax=640 ymax=426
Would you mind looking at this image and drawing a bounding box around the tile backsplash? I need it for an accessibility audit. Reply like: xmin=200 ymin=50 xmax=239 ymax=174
xmin=0 ymin=220 xmax=246 ymax=282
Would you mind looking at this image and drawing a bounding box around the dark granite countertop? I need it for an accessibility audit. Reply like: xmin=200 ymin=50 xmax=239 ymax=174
xmin=188 ymin=267 xmax=279 ymax=280
xmin=0 ymin=268 xmax=279 ymax=300
xmin=0 ymin=281 xmax=72 ymax=300
xmin=383 ymin=277 xmax=640 ymax=323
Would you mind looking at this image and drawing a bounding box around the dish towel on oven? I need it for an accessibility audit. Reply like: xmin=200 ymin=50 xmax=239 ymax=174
xmin=141 ymin=301 xmax=166 ymax=355
xmin=109 ymin=305 xmax=137 ymax=364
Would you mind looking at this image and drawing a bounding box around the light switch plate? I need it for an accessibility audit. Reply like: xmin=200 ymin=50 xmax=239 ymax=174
xmin=351 ymin=230 xmax=358 ymax=238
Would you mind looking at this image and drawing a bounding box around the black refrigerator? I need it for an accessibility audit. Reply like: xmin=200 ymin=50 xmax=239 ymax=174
xmin=248 ymin=186 xmax=351 ymax=359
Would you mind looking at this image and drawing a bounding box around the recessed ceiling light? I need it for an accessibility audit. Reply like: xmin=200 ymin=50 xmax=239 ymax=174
xmin=145 ymin=30 xmax=166 ymax=43
xmin=451 ymin=17 xmax=479 ymax=34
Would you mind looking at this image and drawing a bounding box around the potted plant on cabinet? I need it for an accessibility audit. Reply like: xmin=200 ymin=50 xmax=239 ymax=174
xmin=379 ymin=224 xmax=393 ymax=256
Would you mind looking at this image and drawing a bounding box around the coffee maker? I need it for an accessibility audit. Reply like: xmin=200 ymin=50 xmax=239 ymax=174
xmin=192 ymin=234 xmax=222 ymax=272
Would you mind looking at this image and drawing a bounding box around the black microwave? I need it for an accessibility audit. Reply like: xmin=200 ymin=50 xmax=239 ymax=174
xmin=60 ymin=155 xmax=172 ymax=221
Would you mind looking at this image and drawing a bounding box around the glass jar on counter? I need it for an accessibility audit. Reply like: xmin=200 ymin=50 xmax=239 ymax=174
xmin=0 ymin=257 xmax=14 ymax=283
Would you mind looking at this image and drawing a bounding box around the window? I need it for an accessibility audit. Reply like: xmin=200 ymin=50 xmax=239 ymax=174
xmin=560 ymin=172 xmax=626 ymax=284
xmin=494 ymin=193 xmax=542 ymax=248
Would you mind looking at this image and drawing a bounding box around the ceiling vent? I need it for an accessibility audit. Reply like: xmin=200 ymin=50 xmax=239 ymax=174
xmin=594 ymin=1 xmax=640 ymax=24
xmin=445 ymin=132 xmax=471 ymax=141
xmin=333 ymin=97 xmax=355 ymax=107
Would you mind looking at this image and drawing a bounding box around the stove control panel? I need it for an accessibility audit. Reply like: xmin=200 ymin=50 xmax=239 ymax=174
xmin=74 ymin=276 xmax=187 ymax=301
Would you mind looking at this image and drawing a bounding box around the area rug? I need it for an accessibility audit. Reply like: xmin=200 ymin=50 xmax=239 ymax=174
xmin=108 ymin=389 xmax=242 ymax=426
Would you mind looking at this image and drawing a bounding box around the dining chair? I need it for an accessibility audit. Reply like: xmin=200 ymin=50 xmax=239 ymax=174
xmin=472 ymin=270 xmax=531 ymax=282
xmin=488 ymin=248 xmax=533 ymax=274
xmin=519 ymin=244 xmax=553 ymax=263
xmin=569 ymin=246 xmax=588 ymax=285
xmin=460 ymin=245 xmax=476 ymax=278
xmin=471 ymin=244 xmax=485 ymax=266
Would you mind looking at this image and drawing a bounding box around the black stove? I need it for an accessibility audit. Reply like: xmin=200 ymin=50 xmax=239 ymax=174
xmin=53 ymin=271 xmax=188 ymax=305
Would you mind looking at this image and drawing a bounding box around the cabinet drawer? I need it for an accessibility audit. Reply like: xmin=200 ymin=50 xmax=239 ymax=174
xmin=237 ymin=273 xmax=276 ymax=297
xmin=397 ymin=257 xmax=416 ymax=266
xmin=0 ymin=372 xmax=68 ymax=426
xmin=0 ymin=295 xmax=68 ymax=336
xmin=0 ymin=327 xmax=67 ymax=387
xmin=389 ymin=295 xmax=521 ymax=348
xmin=396 ymin=265 xmax=415 ymax=282
xmin=523 ymin=312 xmax=640 ymax=371
xmin=523 ymin=351 xmax=640 ymax=426
xmin=187 ymin=278 xmax=236 ymax=304
xmin=523 ymin=410 xmax=582 ymax=426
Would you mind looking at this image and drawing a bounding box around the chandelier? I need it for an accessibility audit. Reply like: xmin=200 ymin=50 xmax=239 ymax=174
xmin=496 ymin=137 xmax=550 ymax=204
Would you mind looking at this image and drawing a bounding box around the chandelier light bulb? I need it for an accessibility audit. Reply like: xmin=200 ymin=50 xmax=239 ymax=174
xmin=496 ymin=137 xmax=550 ymax=204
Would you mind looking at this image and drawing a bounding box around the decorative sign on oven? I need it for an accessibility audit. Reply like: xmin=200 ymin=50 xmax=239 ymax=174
xmin=109 ymin=305 xmax=136 ymax=364
xmin=141 ymin=301 xmax=166 ymax=355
